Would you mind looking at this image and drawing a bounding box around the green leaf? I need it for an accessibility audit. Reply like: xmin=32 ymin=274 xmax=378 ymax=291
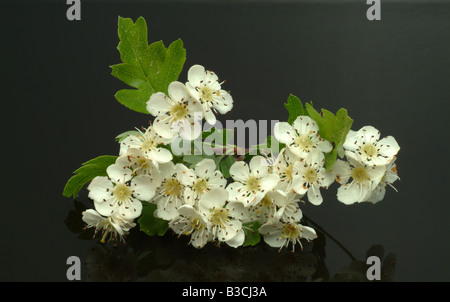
xmin=202 ymin=127 xmax=235 ymax=148
xmin=219 ymin=156 xmax=236 ymax=179
xmin=305 ymin=104 xmax=353 ymax=171
xmin=111 ymin=16 xmax=186 ymax=114
xmin=138 ymin=203 xmax=169 ymax=237
xmin=284 ymin=94 xmax=305 ymax=124
xmin=182 ymin=155 xmax=205 ymax=168
xmin=243 ymin=221 xmax=262 ymax=247
xmin=63 ymin=155 xmax=118 ymax=198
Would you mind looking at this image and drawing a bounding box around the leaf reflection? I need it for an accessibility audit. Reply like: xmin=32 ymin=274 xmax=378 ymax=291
xmin=65 ymin=200 xmax=396 ymax=282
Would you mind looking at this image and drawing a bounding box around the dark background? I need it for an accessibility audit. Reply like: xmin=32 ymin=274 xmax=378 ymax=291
xmin=1 ymin=0 xmax=449 ymax=282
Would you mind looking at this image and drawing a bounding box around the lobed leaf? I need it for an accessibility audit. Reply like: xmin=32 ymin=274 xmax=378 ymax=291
xmin=138 ymin=203 xmax=169 ymax=237
xmin=111 ymin=17 xmax=186 ymax=114
xmin=243 ymin=221 xmax=262 ymax=247
xmin=63 ymin=155 xmax=118 ymax=198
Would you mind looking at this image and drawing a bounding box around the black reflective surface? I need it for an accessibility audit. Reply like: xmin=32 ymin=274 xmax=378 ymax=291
xmin=2 ymin=0 xmax=450 ymax=281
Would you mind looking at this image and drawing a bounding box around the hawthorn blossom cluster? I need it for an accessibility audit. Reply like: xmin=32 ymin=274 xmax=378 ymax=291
xmin=81 ymin=64 xmax=400 ymax=251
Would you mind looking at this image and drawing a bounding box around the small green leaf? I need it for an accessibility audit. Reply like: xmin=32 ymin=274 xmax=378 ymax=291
xmin=138 ymin=203 xmax=169 ymax=237
xmin=243 ymin=221 xmax=262 ymax=247
xmin=63 ymin=155 xmax=118 ymax=198
xmin=111 ymin=16 xmax=186 ymax=114
xmin=219 ymin=156 xmax=236 ymax=179
xmin=183 ymin=155 xmax=205 ymax=168
xmin=305 ymin=102 xmax=325 ymax=130
xmin=304 ymin=103 xmax=353 ymax=171
xmin=284 ymin=94 xmax=305 ymax=124
xmin=202 ymin=127 xmax=235 ymax=148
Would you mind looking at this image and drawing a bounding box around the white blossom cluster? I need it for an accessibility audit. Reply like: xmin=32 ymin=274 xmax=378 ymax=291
xmin=81 ymin=65 xmax=400 ymax=251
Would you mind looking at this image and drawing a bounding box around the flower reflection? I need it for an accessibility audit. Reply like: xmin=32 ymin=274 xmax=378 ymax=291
xmin=65 ymin=200 xmax=396 ymax=282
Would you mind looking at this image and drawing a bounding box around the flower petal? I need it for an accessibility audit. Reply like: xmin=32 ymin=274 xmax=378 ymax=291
xmin=187 ymin=64 xmax=206 ymax=87
xmin=249 ymin=155 xmax=269 ymax=177
xmin=153 ymin=115 xmax=177 ymax=140
xmin=213 ymin=92 xmax=233 ymax=114
xmin=292 ymin=116 xmax=319 ymax=136
xmin=360 ymin=126 xmax=381 ymax=144
xmin=194 ymin=158 xmax=217 ymax=178
xmin=117 ymin=197 xmax=143 ymax=219
xmin=229 ymin=161 xmax=250 ymax=183
xmin=146 ymin=92 xmax=172 ymax=116
xmin=258 ymin=174 xmax=280 ymax=192
xmin=199 ymin=188 xmax=229 ymax=212
xmin=300 ymin=225 xmax=317 ymax=241
xmin=87 ymin=176 xmax=114 ymax=204
xmin=119 ymin=134 xmax=143 ymax=156
xmin=168 ymin=81 xmax=190 ymax=103
xmin=374 ymin=136 xmax=400 ymax=165
xmin=225 ymin=229 xmax=245 ymax=248
xmin=204 ymin=108 xmax=217 ymax=125
xmin=337 ymin=182 xmax=368 ymax=205
xmin=226 ymin=182 xmax=247 ymax=202
xmin=106 ymin=163 xmax=132 ymax=183
xmin=274 ymin=122 xmax=295 ymax=145
xmin=93 ymin=198 xmax=117 ymax=217
xmin=82 ymin=209 xmax=105 ymax=227
xmin=307 ymin=184 xmax=323 ymax=205
xmin=131 ymin=175 xmax=156 ymax=202
xmin=147 ymin=147 xmax=173 ymax=164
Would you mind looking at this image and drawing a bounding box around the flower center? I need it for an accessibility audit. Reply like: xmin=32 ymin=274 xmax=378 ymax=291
xmin=282 ymin=223 xmax=300 ymax=239
xmin=285 ymin=164 xmax=294 ymax=181
xmin=191 ymin=217 xmax=205 ymax=231
xmin=113 ymin=183 xmax=132 ymax=203
xmin=193 ymin=179 xmax=208 ymax=194
xmin=200 ymin=86 xmax=215 ymax=102
xmin=164 ymin=178 xmax=183 ymax=196
xmin=361 ymin=143 xmax=377 ymax=159
xmin=141 ymin=138 xmax=157 ymax=152
xmin=210 ymin=208 xmax=229 ymax=226
xmin=295 ymin=135 xmax=314 ymax=152
xmin=170 ymin=103 xmax=188 ymax=121
xmin=246 ymin=176 xmax=260 ymax=192
xmin=304 ymin=167 xmax=318 ymax=183
xmin=352 ymin=166 xmax=370 ymax=183
xmin=260 ymin=195 xmax=273 ymax=208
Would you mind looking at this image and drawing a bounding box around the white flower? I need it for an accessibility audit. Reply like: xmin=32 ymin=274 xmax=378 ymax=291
xmin=147 ymin=81 xmax=203 ymax=141
xmin=259 ymin=220 xmax=317 ymax=252
xmin=115 ymin=149 xmax=162 ymax=187
xmin=343 ymin=125 xmax=400 ymax=167
xmin=250 ymin=190 xmax=303 ymax=225
xmin=169 ymin=204 xmax=212 ymax=249
xmin=185 ymin=64 xmax=233 ymax=125
xmin=249 ymin=191 xmax=278 ymax=224
xmin=198 ymin=188 xmax=245 ymax=248
xmin=274 ymin=116 xmax=332 ymax=159
xmin=272 ymin=190 xmax=303 ymax=223
xmin=82 ymin=209 xmax=136 ymax=243
xmin=333 ymin=158 xmax=386 ymax=205
xmin=119 ymin=125 xmax=173 ymax=165
xmin=366 ymin=159 xmax=400 ymax=204
xmin=291 ymin=151 xmax=335 ymax=205
xmin=272 ymin=148 xmax=301 ymax=194
xmin=88 ymin=163 xmax=157 ymax=219
xmin=152 ymin=162 xmax=189 ymax=221
xmin=227 ymin=156 xmax=280 ymax=207
xmin=178 ymin=158 xmax=227 ymax=206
